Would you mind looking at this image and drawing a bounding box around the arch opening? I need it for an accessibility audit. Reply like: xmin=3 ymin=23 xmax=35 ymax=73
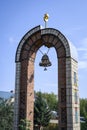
xmin=34 ymin=46 xmax=58 ymax=93
xmin=34 ymin=46 xmax=58 ymax=129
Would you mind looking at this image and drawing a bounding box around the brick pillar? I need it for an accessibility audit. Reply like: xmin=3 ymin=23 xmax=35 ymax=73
xmin=14 ymin=62 xmax=21 ymax=130
xmin=26 ymin=60 xmax=34 ymax=130
xmin=66 ymin=58 xmax=80 ymax=130
xmin=58 ymin=57 xmax=67 ymax=130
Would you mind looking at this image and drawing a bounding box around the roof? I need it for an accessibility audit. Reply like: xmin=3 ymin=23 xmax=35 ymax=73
xmin=0 ymin=91 xmax=14 ymax=99
xmin=68 ymin=39 xmax=78 ymax=61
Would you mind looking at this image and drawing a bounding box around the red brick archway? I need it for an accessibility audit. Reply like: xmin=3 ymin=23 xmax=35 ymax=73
xmin=14 ymin=26 xmax=80 ymax=130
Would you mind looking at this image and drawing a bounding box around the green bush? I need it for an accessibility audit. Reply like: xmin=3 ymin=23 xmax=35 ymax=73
xmin=34 ymin=123 xmax=58 ymax=130
xmin=43 ymin=123 xmax=58 ymax=130
xmin=19 ymin=119 xmax=31 ymax=130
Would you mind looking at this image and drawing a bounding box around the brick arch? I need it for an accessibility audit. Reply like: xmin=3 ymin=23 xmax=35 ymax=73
xmin=16 ymin=26 xmax=71 ymax=62
xmin=14 ymin=26 xmax=80 ymax=130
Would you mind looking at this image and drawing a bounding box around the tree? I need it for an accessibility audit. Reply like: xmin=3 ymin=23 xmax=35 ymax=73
xmin=36 ymin=92 xmax=58 ymax=112
xmin=80 ymin=98 xmax=87 ymax=117
xmin=19 ymin=119 xmax=31 ymax=130
xmin=0 ymin=98 xmax=13 ymax=130
xmin=34 ymin=92 xmax=51 ymax=130
xmin=80 ymin=98 xmax=87 ymax=130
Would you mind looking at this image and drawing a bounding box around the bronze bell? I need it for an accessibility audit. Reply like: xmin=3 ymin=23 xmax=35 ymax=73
xmin=39 ymin=54 xmax=52 ymax=70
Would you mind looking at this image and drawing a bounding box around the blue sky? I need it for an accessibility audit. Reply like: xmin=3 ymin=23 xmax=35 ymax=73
xmin=0 ymin=0 xmax=87 ymax=98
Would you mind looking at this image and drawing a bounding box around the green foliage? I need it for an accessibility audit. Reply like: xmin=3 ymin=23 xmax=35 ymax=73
xmin=43 ymin=123 xmax=58 ymax=130
xmin=34 ymin=123 xmax=58 ymax=130
xmin=81 ymin=123 xmax=86 ymax=130
xmin=34 ymin=92 xmax=51 ymax=129
xmin=80 ymin=98 xmax=87 ymax=130
xmin=36 ymin=92 xmax=58 ymax=112
xmin=80 ymin=98 xmax=87 ymax=117
xmin=0 ymin=98 xmax=13 ymax=130
xmin=19 ymin=119 xmax=31 ymax=130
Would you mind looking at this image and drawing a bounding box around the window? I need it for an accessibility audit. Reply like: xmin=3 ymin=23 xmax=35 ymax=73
xmin=74 ymin=91 xmax=78 ymax=104
xmin=74 ymin=72 xmax=77 ymax=85
xmin=75 ymin=107 xmax=78 ymax=123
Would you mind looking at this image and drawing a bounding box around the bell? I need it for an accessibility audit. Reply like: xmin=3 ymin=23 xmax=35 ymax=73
xmin=39 ymin=54 xmax=52 ymax=70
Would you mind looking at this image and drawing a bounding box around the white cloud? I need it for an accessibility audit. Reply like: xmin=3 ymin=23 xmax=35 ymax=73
xmin=70 ymin=27 xmax=84 ymax=31
xmin=65 ymin=26 xmax=84 ymax=35
xmin=82 ymin=38 xmax=87 ymax=44
xmin=77 ymin=37 xmax=87 ymax=51
xmin=82 ymin=53 xmax=87 ymax=60
xmin=77 ymin=37 xmax=87 ymax=66
xmin=78 ymin=61 xmax=87 ymax=69
xmin=9 ymin=37 xmax=15 ymax=44
xmin=77 ymin=48 xmax=87 ymax=51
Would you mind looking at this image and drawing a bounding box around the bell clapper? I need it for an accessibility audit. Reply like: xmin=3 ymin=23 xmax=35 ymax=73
xmin=44 ymin=67 xmax=47 ymax=71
